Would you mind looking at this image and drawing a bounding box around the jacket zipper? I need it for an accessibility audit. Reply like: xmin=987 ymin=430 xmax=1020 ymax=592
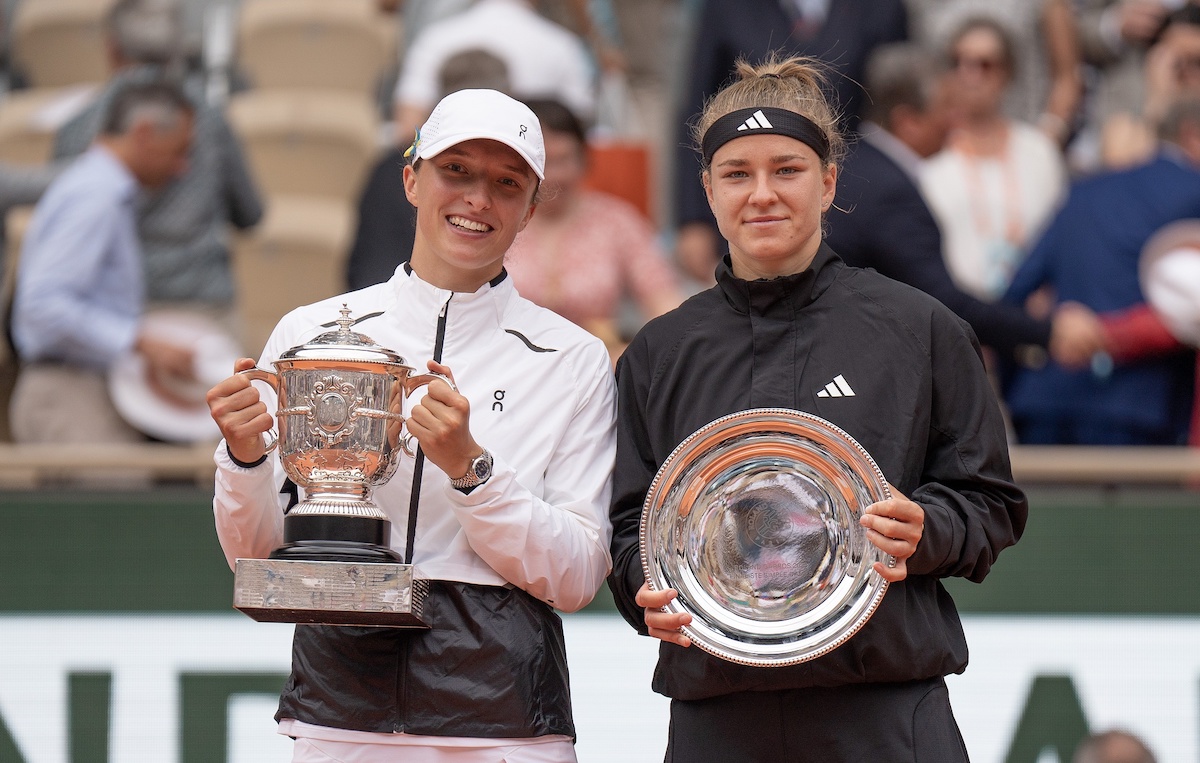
xmin=395 ymin=293 xmax=453 ymax=732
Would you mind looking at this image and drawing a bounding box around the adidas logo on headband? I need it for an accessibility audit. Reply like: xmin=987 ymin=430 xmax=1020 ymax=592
xmin=737 ymin=110 xmax=774 ymax=131
xmin=701 ymin=106 xmax=831 ymax=165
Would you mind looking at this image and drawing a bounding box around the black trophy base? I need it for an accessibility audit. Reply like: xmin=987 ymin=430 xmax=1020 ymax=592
xmin=272 ymin=512 xmax=402 ymax=564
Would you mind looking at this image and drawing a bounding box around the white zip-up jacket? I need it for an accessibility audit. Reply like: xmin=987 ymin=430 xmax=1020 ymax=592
xmin=211 ymin=267 xmax=616 ymax=741
xmin=214 ymin=266 xmax=617 ymax=611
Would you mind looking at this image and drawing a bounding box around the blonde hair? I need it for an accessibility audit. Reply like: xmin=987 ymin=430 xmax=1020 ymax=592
xmin=693 ymin=54 xmax=845 ymax=170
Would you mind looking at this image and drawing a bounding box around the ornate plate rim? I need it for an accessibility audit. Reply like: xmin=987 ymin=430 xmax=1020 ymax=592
xmin=639 ymin=407 xmax=893 ymax=667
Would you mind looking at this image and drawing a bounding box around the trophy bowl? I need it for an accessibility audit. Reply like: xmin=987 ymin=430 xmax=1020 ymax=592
xmin=232 ymin=306 xmax=443 ymax=627
xmin=640 ymin=408 xmax=893 ymax=667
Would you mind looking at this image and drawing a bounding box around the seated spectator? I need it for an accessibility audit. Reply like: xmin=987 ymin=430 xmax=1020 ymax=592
xmin=391 ymin=0 xmax=596 ymax=144
xmin=504 ymin=98 xmax=683 ymax=359
xmin=1098 ymin=5 xmax=1200 ymax=168
xmin=1075 ymin=0 xmax=1175 ymax=170
xmin=1001 ymin=97 xmax=1200 ymax=446
xmin=380 ymin=0 xmax=473 ymax=53
xmin=921 ymin=17 xmax=1068 ymax=302
xmin=54 ymin=0 xmax=263 ymax=317
xmin=826 ymin=43 xmax=1104 ymax=368
xmin=907 ymin=0 xmax=1083 ymax=147
xmin=10 ymin=81 xmax=196 ymax=444
xmin=1084 ymin=219 xmax=1200 ymax=447
xmin=345 ymin=149 xmax=415 ymax=292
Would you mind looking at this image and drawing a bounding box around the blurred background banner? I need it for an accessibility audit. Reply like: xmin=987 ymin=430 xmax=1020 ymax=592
xmin=1 ymin=482 xmax=1198 ymax=763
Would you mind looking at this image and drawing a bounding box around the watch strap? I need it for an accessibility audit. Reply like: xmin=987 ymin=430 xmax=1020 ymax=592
xmin=450 ymin=449 xmax=493 ymax=491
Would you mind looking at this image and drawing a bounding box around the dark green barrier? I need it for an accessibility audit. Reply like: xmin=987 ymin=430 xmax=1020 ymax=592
xmin=942 ymin=485 xmax=1200 ymax=614
xmin=1 ymin=485 xmax=1197 ymax=614
xmin=0 ymin=488 xmax=233 ymax=613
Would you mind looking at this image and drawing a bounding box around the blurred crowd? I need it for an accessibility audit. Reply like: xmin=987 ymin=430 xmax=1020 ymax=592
xmin=0 ymin=0 xmax=1197 ymax=450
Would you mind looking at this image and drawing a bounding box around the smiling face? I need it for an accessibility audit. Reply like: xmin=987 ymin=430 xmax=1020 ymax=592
xmin=703 ymin=133 xmax=836 ymax=280
xmin=403 ymin=138 xmax=539 ymax=291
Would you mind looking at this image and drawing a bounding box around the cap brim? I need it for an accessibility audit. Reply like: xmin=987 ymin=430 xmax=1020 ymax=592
xmin=416 ymin=132 xmax=545 ymax=180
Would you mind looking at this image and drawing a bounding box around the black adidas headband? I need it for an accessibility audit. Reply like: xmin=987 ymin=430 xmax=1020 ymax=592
xmin=700 ymin=107 xmax=831 ymax=167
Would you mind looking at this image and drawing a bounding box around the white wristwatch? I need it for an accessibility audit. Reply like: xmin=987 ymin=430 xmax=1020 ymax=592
xmin=450 ymin=449 xmax=493 ymax=491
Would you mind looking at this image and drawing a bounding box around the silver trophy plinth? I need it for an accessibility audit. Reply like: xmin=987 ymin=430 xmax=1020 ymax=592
xmin=231 ymin=306 xmax=444 ymax=628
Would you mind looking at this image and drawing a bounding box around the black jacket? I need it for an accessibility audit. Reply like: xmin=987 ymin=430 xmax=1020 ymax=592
xmin=276 ymin=582 xmax=573 ymax=737
xmin=608 ymin=246 xmax=1027 ymax=701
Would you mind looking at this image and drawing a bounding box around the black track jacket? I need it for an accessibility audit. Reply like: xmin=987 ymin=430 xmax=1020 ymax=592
xmin=608 ymin=245 xmax=1028 ymax=701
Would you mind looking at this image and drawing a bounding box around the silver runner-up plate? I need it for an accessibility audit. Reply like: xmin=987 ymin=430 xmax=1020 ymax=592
xmin=640 ymin=408 xmax=894 ymax=667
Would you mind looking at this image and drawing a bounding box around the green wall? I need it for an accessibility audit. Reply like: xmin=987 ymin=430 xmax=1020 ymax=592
xmin=1 ymin=484 xmax=1197 ymax=615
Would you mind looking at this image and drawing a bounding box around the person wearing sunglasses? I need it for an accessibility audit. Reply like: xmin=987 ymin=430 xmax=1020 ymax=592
xmin=920 ymin=17 xmax=1068 ymax=304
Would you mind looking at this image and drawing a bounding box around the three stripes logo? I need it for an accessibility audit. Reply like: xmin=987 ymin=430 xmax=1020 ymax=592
xmin=737 ymin=109 xmax=774 ymax=131
xmin=816 ymin=375 xmax=855 ymax=398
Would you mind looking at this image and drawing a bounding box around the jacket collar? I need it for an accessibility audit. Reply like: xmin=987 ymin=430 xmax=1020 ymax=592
xmin=89 ymin=144 xmax=139 ymax=204
xmin=715 ymin=242 xmax=843 ymax=316
xmin=382 ymin=264 xmax=514 ymax=346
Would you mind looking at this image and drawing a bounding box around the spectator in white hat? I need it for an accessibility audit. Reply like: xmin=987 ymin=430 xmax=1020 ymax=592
xmin=392 ymin=0 xmax=596 ymax=144
xmin=207 ymin=88 xmax=616 ymax=763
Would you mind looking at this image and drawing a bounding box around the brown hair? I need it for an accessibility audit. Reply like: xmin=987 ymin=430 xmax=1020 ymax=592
xmin=862 ymin=43 xmax=946 ymax=126
xmin=692 ymin=54 xmax=845 ymax=171
xmin=947 ymin=17 xmax=1017 ymax=78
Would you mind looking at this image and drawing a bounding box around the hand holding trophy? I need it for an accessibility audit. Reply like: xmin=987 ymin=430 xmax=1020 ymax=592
xmin=220 ymin=306 xmax=451 ymax=628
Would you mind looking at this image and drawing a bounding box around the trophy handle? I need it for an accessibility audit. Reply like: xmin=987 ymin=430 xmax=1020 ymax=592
xmin=403 ymin=371 xmax=457 ymax=395
xmin=238 ymin=366 xmax=281 ymax=453
xmin=398 ymin=370 xmax=458 ymax=457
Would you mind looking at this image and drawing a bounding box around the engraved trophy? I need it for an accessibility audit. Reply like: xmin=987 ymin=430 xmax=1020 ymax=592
xmin=231 ymin=307 xmax=446 ymax=628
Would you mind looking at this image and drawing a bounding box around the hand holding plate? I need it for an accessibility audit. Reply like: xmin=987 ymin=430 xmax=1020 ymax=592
xmin=859 ymin=483 xmax=924 ymax=582
xmin=636 ymin=582 xmax=692 ymax=648
xmin=641 ymin=409 xmax=893 ymax=667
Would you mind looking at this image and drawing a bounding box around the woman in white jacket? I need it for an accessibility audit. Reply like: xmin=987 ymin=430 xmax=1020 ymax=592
xmin=205 ymin=89 xmax=617 ymax=763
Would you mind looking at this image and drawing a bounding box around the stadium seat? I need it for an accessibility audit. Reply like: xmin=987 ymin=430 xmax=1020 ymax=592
xmin=10 ymin=0 xmax=115 ymax=88
xmin=0 ymin=85 xmax=97 ymax=164
xmin=236 ymin=0 xmax=396 ymax=97
xmin=584 ymin=140 xmax=654 ymax=223
xmin=231 ymin=194 xmax=354 ymax=355
xmin=227 ymin=88 xmax=379 ymax=204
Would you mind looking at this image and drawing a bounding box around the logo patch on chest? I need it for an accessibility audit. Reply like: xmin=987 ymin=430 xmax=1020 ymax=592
xmin=815 ymin=374 xmax=856 ymax=398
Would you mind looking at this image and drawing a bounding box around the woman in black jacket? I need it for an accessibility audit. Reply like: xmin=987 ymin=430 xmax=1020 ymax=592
xmin=607 ymin=55 xmax=1028 ymax=762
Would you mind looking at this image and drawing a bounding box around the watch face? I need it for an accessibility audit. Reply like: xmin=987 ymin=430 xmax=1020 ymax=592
xmin=473 ymin=457 xmax=490 ymax=480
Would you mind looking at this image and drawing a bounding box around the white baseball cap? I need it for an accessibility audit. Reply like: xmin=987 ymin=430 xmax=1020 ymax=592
xmin=405 ymin=89 xmax=546 ymax=180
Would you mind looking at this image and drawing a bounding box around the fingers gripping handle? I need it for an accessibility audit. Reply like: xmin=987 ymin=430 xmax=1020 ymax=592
xmin=238 ymin=367 xmax=281 ymax=453
xmin=399 ymin=371 xmax=457 ymax=457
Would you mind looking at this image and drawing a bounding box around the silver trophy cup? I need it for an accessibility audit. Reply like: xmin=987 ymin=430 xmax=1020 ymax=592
xmin=231 ymin=306 xmax=446 ymax=628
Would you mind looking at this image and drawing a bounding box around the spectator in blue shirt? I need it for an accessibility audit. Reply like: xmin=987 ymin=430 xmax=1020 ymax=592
xmin=9 ymin=81 xmax=194 ymax=444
